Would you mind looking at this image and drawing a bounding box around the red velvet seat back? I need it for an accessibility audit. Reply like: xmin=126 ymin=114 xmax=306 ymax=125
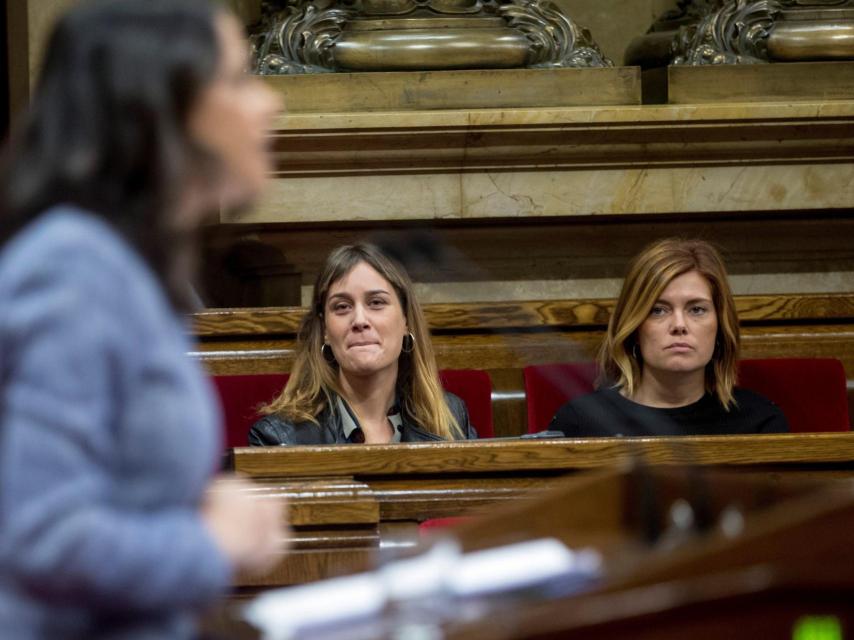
xmin=439 ymin=369 xmax=494 ymax=438
xmin=212 ymin=373 xmax=289 ymax=449
xmin=523 ymin=362 xmax=598 ymax=433
xmin=523 ymin=358 xmax=851 ymax=434
xmin=737 ymin=358 xmax=850 ymax=432
xmin=213 ymin=368 xmax=494 ymax=448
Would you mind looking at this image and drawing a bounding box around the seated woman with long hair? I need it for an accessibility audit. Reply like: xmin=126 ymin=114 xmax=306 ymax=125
xmin=249 ymin=244 xmax=477 ymax=445
xmin=550 ymin=238 xmax=789 ymax=437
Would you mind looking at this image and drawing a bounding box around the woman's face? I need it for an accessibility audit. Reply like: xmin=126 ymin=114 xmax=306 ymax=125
xmin=188 ymin=12 xmax=281 ymax=211
xmin=323 ymin=262 xmax=408 ymax=379
xmin=637 ymin=270 xmax=718 ymax=379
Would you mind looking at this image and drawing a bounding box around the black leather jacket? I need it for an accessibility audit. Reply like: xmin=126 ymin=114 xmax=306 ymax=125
xmin=248 ymin=391 xmax=477 ymax=446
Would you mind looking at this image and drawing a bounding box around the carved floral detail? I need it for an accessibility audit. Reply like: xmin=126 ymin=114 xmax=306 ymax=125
xmin=253 ymin=1 xmax=355 ymax=74
xmin=497 ymin=0 xmax=613 ymax=67
xmin=672 ymin=0 xmax=783 ymax=64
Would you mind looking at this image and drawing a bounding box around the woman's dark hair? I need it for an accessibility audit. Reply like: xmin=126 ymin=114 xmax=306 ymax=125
xmin=0 ymin=0 xmax=223 ymax=309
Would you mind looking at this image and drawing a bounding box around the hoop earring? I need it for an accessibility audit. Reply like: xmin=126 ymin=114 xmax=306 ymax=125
xmin=401 ymin=332 xmax=416 ymax=354
xmin=321 ymin=343 xmax=336 ymax=364
xmin=632 ymin=343 xmax=641 ymax=361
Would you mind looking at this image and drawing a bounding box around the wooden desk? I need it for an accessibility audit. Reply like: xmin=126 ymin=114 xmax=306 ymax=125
xmin=229 ymin=433 xmax=854 ymax=588
xmin=214 ymin=464 xmax=854 ymax=640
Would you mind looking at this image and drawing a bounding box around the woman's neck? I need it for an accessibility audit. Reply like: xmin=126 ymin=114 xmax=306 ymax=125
xmin=630 ymin=369 xmax=706 ymax=409
xmin=338 ymin=367 xmax=398 ymax=441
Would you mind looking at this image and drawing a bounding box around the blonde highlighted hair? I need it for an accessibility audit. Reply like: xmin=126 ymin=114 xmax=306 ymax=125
xmin=599 ymin=238 xmax=740 ymax=409
xmin=262 ymin=244 xmax=464 ymax=439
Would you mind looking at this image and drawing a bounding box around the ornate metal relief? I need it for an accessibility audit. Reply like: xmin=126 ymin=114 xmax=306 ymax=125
xmin=253 ymin=1 xmax=355 ymax=74
xmin=250 ymin=0 xmax=611 ymax=73
xmin=670 ymin=0 xmax=854 ymax=64
xmin=498 ymin=0 xmax=611 ymax=68
xmin=672 ymin=0 xmax=781 ymax=64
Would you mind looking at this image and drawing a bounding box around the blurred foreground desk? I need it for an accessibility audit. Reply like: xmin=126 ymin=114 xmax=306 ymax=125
xmin=215 ymin=465 xmax=854 ymax=640
xmin=227 ymin=433 xmax=854 ymax=588
xmin=443 ymin=466 xmax=854 ymax=640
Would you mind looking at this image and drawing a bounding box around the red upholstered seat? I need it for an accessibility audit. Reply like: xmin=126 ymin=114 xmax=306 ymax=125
xmin=212 ymin=368 xmax=494 ymax=448
xmin=439 ymin=369 xmax=494 ymax=438
xmin=523 ymin=358 xmax=851 ymax=434
xmin=523 ymin=362 xmax=598 ymax=433
xmin=737 ymin=358 xmax=850 ymax=433
xmin=212 ymin=373 xmax=290 ymax=449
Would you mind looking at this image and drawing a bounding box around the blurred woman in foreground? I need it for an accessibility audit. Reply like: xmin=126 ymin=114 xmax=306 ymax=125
xmin=0 ymin=1 xmax=286 ymax=637
xmin=250 ymin=244 xmax=477 ymax=445
xmin=550 ymin=239 xmax=789 ymax=437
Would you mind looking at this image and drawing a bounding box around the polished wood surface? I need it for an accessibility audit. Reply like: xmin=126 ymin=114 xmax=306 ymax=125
xmin=230 ymin=433 xmax=854 ymax=588
xmin=230 ymin=433 xmax=854 ymax=478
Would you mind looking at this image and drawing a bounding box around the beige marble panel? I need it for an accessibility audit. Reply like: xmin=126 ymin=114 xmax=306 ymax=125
xmin=230 ymin=174 xmax=463 ymax=224
xmin=245 ymin=162 xmax=854 ymax=222
xmin=461 ymin=164 xmax=854 ymax=218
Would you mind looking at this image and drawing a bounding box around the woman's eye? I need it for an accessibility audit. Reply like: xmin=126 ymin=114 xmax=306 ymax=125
xmin=650 ymin=306 xmax=667 ymax=316
xmin=369 ymin=298 xmax=387 ymax=308
xmin=332 ymin=302 xmax=351 ymax=313
xmin=690 ymin=305 xmax=709 ymax=315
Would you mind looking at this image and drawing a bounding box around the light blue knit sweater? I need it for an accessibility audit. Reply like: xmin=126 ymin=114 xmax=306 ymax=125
xmin=0 ymin=207 xmax=230 ymax=639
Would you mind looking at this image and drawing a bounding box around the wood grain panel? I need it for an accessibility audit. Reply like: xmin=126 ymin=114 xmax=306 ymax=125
xmin=192 ymin=293 xmax=854 ymax=336
xmin=253 ymin=478 xmax=379 ymax=526
xmin=229 ymin=434 xmax=854 ymax=478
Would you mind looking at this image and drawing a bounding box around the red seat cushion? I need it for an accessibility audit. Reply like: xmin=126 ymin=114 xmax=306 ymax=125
xmin=523 ymin=362 xmax=599 ymax=433
xmin=212 ymin=373 xmax=289 ymax=448
xmin=439 ymin=369 xmax=494 ymax=438
xmin=737 ymin=358 xmax=850 ymax=433
xmin=213 ymin=369 xmax=494 ymax=447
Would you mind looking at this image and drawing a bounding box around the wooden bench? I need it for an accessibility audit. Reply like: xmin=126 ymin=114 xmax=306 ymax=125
xmin=225 ymin=433 xmax=854 ymax=589
xmin=191 ymin=293 xmax=854 ymax=436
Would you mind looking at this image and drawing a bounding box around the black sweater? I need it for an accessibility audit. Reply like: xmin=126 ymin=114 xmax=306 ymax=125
xmin=549 ymin=387 xmax=789 ymax=438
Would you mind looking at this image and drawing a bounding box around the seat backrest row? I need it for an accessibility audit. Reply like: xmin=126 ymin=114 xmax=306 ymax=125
xmin=523 ymin=358 xmax=851 ymax=435
xmin=212 ymin=369 xmax=494 ymax=448
xmin=213 ymin=358 xmax=850 ymax=448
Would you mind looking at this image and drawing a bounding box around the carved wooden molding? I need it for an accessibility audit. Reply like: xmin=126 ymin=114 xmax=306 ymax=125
xmin=192 ymin=293 xmax=854 ymax=336
xmin=266 ymin=102 xmax=854 ymax=177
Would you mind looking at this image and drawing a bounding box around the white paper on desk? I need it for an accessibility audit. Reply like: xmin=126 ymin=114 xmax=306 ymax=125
xmin=244 ymin=573 xmax=385 ymax=640
xmin=243 ymin=538 xmax=601 ymax=638
xmin=446 ymin=538 xmax=601 ymax=597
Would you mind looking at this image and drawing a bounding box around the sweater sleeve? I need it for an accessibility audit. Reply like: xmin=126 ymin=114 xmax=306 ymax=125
xmin=760 ymin=402 xmax=791 ymax=434
xmin=548 ymin=401 xmax=583 ymax=437
xmin=0 ymin=265 xmax=231 ymax=613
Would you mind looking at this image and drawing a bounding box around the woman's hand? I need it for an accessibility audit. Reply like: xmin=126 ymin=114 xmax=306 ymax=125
xmin=201 ymin=474 xmax=289 ymax=577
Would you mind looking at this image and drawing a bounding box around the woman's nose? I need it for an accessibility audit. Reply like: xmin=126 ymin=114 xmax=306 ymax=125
xmin=351 ymin=304 xmax=370 ymax=329
xmin=670 ymin=311 xmax=688 ymax=334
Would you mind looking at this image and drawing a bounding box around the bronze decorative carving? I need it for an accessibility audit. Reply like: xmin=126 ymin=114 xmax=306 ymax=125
xmin=251 ymin=0 xmax=611 ymax=73
xmin=670 ymin=0 xmax=854 ymax=65
xmin=672 ymin=0 xmax=780 ymax=64
xmin=625 ymin=0 xmax=724 ymax=67
xmin=497 ymin=0 xmax=610 ymax=68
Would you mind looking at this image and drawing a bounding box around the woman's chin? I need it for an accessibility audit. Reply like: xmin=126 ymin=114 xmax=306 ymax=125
xmin=340 ymin=358 xmax=396 ymax=379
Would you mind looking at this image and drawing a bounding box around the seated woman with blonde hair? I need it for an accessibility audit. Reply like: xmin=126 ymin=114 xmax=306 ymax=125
xmin=550 ymin=238 xmax=789 ymax=437
xmin=250 ymin=244 xmax=477 ymax=445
